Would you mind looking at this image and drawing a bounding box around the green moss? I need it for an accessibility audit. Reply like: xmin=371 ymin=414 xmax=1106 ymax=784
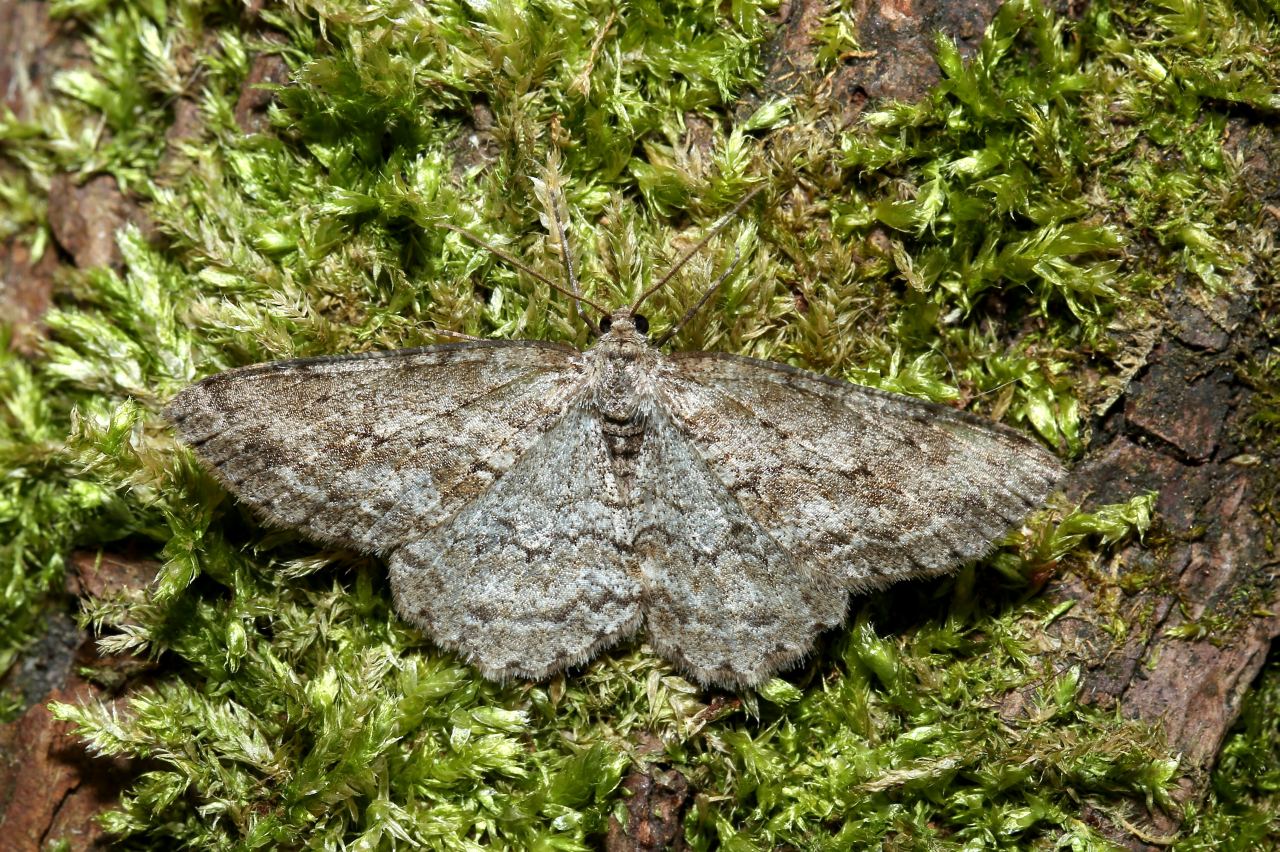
xmin=1178 ymin=648 xmax=1280 ymax=850
xmin=1 ymin=0 xmax=1278 ymax=847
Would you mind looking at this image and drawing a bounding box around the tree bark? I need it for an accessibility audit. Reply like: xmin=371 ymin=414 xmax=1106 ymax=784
xmin=1046 ymin=119 xmax=1280 ymax=847
xmin=2 ymin=0 xmax=1276 ymax=848
xmin=752 ymin=0 xmax=1005 ymax=126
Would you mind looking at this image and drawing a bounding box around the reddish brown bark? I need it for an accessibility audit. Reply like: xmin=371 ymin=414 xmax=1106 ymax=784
xmin=45 ymin=174 xmax=148 ymax=272
xmin=1050 ymin=298 xmax=1278 ymax=845
xmin=65 ymin=551 xmax=161 ymax=602
xmin=0 ymin=550 xmax=157 ymax=851
xmin=605 ymin=767 xmax=692 ymax=852
xmin=0 ymin=0 xmax=67 ymax=352
xmin=0 ymin=237 xmax=56 ymax=354
xmin=755 ymin=0 xmax=1003 ymax=124
xmin=0 ymin=663 xmax=133 ymax=852
xmin=1042 ymin=124 xmax=1280 ymax=848
xmin=0 ymin=1 xmax=84 ymax=121
xmin=234 ymin=49 xmax=291 ymax=135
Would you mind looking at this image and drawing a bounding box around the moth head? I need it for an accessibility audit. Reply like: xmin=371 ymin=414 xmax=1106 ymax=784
xmin=599 ymin=309 xmax=649 ymax=338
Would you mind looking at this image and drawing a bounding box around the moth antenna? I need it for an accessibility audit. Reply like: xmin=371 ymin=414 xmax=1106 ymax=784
xmin=552 ymin=201 xmax=589 ymax=326
xmin=973 ymin=377 xmax=1020 ymax=398
xmin=632 ymin=183 xmax=764 ymax=312
xmin=429 ymin=327 xmax=485 ymax=342
xmin=531 ymin=159 xmax=595 ymax=331
xmin=438 ymin=222 xmax=609 ymax=315
xmin=653 ymin=246 xmax=742 ymax=348
xmin=937 ymin=347 xmax=959 ymax=389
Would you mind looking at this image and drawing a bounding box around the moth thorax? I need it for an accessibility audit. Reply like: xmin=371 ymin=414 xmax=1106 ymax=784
xmin=593 ymin=363 xmax=646 ymax=427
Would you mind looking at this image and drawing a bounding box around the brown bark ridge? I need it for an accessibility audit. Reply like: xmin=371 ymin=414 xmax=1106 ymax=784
xmin=0 ymin=0 xmax=72 ymax=353
xmin=1040 ymin=120 xmax=1280 ymax=848
xmin=0 ymin=553 xmax=158 ymax=852
xmin=0 ymin=650 xmax=136 ymax=852
xmin=0 ymin=1 xmax=84 ymax=121
xmin=45 ymin=173 xmax=149 ymax=272
xmin=0 ymin=236 xmax=57 ymax=354
xmin=752 ymin=0 xmax=1003 ymax=125
xmin=234 ymin=45 xmax=291 ymax=135
xmin=604 ymin=767 xmax=693 ymax=852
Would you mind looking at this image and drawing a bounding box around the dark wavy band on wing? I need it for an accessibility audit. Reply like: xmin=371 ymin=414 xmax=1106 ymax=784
xmin=656 ymin=351 xmax=1064 ymax=592
xmin=166 ymin=340 xmax=586 ymax=552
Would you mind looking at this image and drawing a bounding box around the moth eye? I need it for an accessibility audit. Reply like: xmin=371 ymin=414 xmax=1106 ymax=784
xmin=599 ymin=316 xmax=613 ymax=333
xmin=634 ymin=314 xmax=649 ymax=335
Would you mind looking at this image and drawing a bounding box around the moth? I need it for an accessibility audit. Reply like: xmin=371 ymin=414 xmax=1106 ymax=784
xmin=167 ymin=182 xmax=1063 ymax=688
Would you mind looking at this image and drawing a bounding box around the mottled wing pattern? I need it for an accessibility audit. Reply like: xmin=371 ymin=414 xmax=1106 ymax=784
xmin=633 ymin=407 xmax=848 ymax=687
xmin=389 ymin=407 xmax=642 ymax=680
xmin=166 ymin=341 xmax=584 ymax=553
xmin=655 ymin=352 xmax=1064 ymax=592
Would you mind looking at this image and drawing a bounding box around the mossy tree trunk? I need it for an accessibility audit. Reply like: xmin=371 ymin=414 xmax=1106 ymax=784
xmin=1 ymin=0 xmax=1277 ymax=849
